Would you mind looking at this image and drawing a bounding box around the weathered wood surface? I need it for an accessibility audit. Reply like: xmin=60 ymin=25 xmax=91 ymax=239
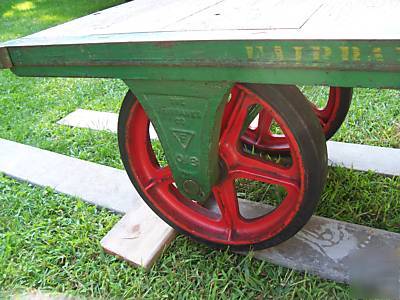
xmin=238 ymin=199 xmax=400 ymax=283
xmin=101 ymin=205 xmax=176 ymax=269
xmin=1 ymin=0 xmax=398 ymax=89
xmin=3 ymin=0 xmax=400 ymax=47
xmin=1 ymin=138 xmax=400 ymax=280
xmin=57 ymin=109 xmax=119 ymax=133
xmin=0 ymin=138 xmax=139 ymax=214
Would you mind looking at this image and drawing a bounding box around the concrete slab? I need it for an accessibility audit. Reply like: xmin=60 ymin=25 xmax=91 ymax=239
xmin=58 ymin=109 xmax=400 ymax=176
xmin=1 ymin=138 xmax=399 ymax=282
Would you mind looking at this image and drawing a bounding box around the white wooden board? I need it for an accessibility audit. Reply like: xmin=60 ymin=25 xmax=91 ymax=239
xmin=0 ymin=138 xmax=138 ymax=214
xmin=239 ymin=199 xmax=400 ymax=284
xmin=58 ymin=109 xmax=400 ymax=176
xmin=301 ymin=0 xmax=400 ymax=36
xmin=3 ymin=0 xmax=400 ymax=47
xmin=101 ymin=206 xmax=176 ymax=269
xmin=164 ymin=0 xmax=323 ymax=31
xmin=0 ymin=138 xmax=399 ymax=281
xmin=56 ymin=109 xmax=158 ymax=139
xmin=57 ymin=109 xmax=119 ymax=133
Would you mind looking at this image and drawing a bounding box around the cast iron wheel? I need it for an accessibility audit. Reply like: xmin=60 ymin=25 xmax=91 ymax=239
xmin=118 ymin=84 xmax=327 ymax=250
xmin=236 ymin=86 xmax=352 ymax=153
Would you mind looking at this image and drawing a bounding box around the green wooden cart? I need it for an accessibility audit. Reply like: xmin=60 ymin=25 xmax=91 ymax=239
xmin=1 ymin=0 xmax=399 ymax=250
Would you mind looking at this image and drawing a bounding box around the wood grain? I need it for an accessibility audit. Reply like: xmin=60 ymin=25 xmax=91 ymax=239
xmin=2 ymin=0 xmax=399 ymax=48
xmin=100 ymin=204 xmax=176 ymax=270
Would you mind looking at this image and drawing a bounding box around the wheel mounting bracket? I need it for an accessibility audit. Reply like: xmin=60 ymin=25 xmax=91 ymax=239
xmin=124 ymin=79 xmax=233 ymax=202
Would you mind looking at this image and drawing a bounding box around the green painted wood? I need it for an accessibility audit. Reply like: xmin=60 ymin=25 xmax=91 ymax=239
xmin=10 ymin=65 xmax=400 ymax=89
xmin=6 ymin=40 xmax=400 ymax=71
xmin=124 ymin=80 xmax=233 ymax=201
xmin=3 ymin=39 xmax=399 ymax=88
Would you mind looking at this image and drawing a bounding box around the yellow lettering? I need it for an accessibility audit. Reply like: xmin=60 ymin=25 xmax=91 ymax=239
xmin=254 ymin=45 xmax=265 ymax=59
xmin=373 ymin=47 xmax=384 ymax=62
xmin=323 ymin=47 xmax=332 ymax=60
xmin=340 ymin=46 xmax=350 ymax=61
xmin=274 ymin=46 xmax=284 ymax=60
xmin=311 ymin=46 xmax=320 ymax=61
xmin=245 ymin=46 xmax=254 ymax=59
xmin=293 ymin=46 xmax=303 ymax=63
xmin=352 ymin=47 xmax=361 ymax=61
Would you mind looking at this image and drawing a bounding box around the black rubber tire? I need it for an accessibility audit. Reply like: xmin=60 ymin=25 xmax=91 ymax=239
xmin=323 ymin=87 xmax=353 ymax=140
xmin=118 ymin=84 xmax=328 ymax=251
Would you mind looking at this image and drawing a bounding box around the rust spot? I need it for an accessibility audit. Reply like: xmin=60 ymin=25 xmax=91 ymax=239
xmin=131 ymin=224 xmax=141 ymax=234
xmin=155 ymin=41 xmax=176 ymax=48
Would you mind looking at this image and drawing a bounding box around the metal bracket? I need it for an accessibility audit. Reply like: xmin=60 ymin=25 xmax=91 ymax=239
xmin=0 ymin=47 xmax=13 ymax=69
xmin=124 ymin=80 xmax=233 ymax=202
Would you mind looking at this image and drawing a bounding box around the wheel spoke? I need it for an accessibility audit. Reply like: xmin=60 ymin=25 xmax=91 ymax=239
xmin=313 ymin=87 xmax=336 ymax=124
xmin=255 ymin=109 xmax=274 ymax=143
xmin=228 ymin=152 xmax=299 ymax=190
xmin=213 ymin=179 xmax=242 ymax=241
xmin=144 ymin=166 xmax=173 ymax=191
xmin=239 ymin=86 xmax=348 ymax=155
xmin=220 ymin=88 xmax=256 ymax=146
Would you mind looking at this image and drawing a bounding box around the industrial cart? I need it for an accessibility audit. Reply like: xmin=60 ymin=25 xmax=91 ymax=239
xmin=1 ymin=0 xmax=398 ymax=250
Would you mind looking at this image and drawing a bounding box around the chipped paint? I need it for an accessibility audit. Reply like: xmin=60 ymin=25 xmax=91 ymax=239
xmin=0 ymin=47 xmax=12 ymax=69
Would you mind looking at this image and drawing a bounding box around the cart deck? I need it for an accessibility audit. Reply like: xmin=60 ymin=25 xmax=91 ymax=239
xmin=0 ymin=0 xmax=399 ymax=88
xmin=0 ymin=0 xmax=399 ymax=250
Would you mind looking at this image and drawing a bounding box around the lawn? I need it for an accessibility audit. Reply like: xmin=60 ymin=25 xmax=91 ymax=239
xmin=0 ymin=0 xmax=399 ymax=299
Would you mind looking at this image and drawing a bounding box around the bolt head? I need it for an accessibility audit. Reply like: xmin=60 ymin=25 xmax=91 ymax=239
xmin=183 ymin=179 xmax=201 ymax=196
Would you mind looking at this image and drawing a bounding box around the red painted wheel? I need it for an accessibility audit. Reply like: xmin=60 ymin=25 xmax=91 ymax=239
xmin=118 ymin=84 xmax=327 ymax=250
xmin=235 ymin=86 xmax=352 ymax=153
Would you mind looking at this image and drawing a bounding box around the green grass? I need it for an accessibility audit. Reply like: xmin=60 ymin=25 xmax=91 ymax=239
xmin=0 ymin=175 xmax=350 ymax=300
xmin=0 ymin=0 xmax=399 ymax=299
xmin=300 ymin=86 xmax=400 ymax=148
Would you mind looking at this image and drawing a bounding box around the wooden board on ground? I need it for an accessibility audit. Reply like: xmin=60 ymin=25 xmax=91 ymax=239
xmin=0 ymin=138 xmax=139 ymax=214
xmin=56 ymin=109 xmax=158 ymax=139
xmin=1 ymin=138 xmax=399 ymax=280
xmin=238 ymin=199 xmax=400 ymax=283
xmin=101 ymin=205 xmax=176 ymax=269
xmin=57 ymin=109 xmax=119 ymax=133
xmin=57 ymin=109 xmax=400 ymax=176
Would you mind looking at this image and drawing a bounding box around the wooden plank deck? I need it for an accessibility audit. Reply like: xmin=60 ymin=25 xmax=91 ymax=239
xmin=0 ymin=0 xmax=398 ymax=88
xmin=2 ymin=0 xmax=399 ymax=47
